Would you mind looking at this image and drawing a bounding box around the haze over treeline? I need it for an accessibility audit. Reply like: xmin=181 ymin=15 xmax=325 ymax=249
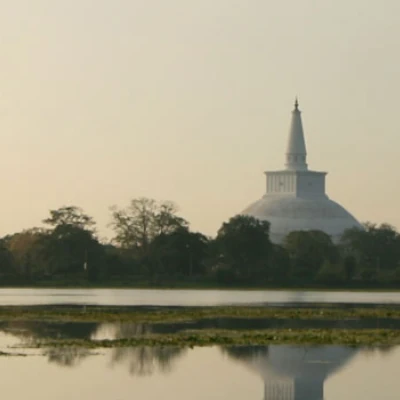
xmin=1 ymin=197 xmax=399 ymax=288
xmin=1 ymin=1 xmax=400 ymax=239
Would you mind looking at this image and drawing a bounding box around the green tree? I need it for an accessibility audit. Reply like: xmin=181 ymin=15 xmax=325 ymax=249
xmin=268 ymin=244 xmax=291 ymax=283
xmin=42 ymin=206 xmax=105 ymax=281
xmin=109 ymin=198 xmax=188 ymax=252
xmin=315 ymin=260 xmax=345 ymax=285
xmin=284 ymin=230 xmax=338 ymax=282
xmin=44 ymin=206 xmax=95 ymax=232
xmin=5 ymin=228 xmax=48 ymax=279
xmin=149 ymin=227 xmax=209 ymax=278
xmin=0 ymin=239 xmax=16 ymax=280
xmin=343 ymin=255 xmax=357 ymax=282
xmin=214 ymin=215 xmax=272 ymax=282
xmin=103 ymin=244 xmax=139 ymax=278
xmin=341 ymin=223 xmax=400 ymax=279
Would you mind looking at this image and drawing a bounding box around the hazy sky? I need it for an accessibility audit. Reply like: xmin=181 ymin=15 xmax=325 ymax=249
xmin=0 ymin=0 xmax=399 ymax=239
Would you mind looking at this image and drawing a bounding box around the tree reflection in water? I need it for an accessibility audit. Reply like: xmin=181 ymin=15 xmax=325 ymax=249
xmin=0 ymin=320 xmax=187 ymax=375
xmin=91 ymin=322 xmax=152 ymax=341
xmin=44 ymin=347 xmax=96 ymax=367
xmin=45 ymin=345 xmax=186 ymax=375
xmin=0 ymin=320 xmax=99 ymax=342
xmin=100 ymin=321 xmax=187 ymax=376
xmin=109 ymin=346 xmax=187 ymax=376
xmin=1 ymin=320 xmax=397 ymax=386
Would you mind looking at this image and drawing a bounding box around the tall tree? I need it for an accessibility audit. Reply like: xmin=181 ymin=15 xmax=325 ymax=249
xmin=44 ymin=206 xmax=95 ymax=232
xmin=268 ymin=244 xmax=291 ymax=283
xmin=5 ymin=228 xmax=48 ymax=278
xmin=284 ymin=230 xmax=338 ymax=281
xmin=42 ymin=206 xmax=105 ymax=280
xmin=215 ymin=215 xmax=272 ymax=282
xmin=149 ymin=227 xmax=209 ymax=277
xmin=0 ymin=239 xmax=15 ymax=279
xmin=109 ymin=198 xmax=188 ymax=251
xmin=341 ymin=223 xmax=400 ymax=278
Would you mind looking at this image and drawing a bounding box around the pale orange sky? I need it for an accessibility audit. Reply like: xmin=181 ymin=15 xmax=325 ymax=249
xmin=0 ymin=0 xmax=399 ymax=240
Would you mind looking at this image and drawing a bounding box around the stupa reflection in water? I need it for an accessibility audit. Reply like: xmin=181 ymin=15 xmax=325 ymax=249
xmin=224 ymin=345 xmax=357 ymax=400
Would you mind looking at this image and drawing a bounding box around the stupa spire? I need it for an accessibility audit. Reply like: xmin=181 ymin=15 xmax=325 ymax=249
xmin=285 ymin=98 xmax=308 ymax=171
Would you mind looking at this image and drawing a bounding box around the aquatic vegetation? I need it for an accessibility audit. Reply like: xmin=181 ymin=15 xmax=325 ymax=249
xmin=25 ymin=329 xmax=400 ymax=348
xmin=3 ymin=305 xmax=400 ymax=347
xmin=1 ymin=305 xmax=400 ymax=323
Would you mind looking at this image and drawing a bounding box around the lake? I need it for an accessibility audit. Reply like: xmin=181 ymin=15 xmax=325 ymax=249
xmin=0 ymin=323 xmax=398 ymax=400
xmin=0 ymin=288 xmax=400 ymax=306
xmin=1 ymin=290 xmax=400 ymax=399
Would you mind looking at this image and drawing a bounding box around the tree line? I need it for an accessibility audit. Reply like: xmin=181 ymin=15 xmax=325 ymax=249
xmin=0 ymin=197 xmax=399 ymax=288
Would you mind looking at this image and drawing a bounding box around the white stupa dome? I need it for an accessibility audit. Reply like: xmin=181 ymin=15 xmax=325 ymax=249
xmin=243 ymin=195 xmax=362 ymax=244
xmin=242 ymin=99 xmax=362 ymax=244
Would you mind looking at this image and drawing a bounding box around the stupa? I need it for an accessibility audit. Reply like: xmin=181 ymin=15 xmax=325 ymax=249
xmin=242 ymin=99 xmax=362 ymax=243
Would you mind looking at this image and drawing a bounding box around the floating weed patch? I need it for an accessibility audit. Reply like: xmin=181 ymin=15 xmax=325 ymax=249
xmin=25 ymin=329 xmax=400 ymax=348
xmin=2 ymin=306 xmax=400 ymax=323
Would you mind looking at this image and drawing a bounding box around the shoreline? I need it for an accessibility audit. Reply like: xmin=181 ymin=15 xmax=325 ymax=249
xmin=1 ymin=285 xmax=400 ymax=292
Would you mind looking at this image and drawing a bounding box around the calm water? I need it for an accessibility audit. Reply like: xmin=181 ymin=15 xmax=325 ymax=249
xmin=1 ymin=288 xmax=400 ymax=306
xmin=0 ymin=324 xmax=398 ymax=400
xmin=2 ymin=290 xmax=399 ymax=399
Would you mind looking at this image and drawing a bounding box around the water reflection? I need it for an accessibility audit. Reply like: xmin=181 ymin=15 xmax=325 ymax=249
xmin=3 ymin=317 xmax=400 ymax=343
xmin=0 ymin=320 xmax=99 ymax=341
xmin=223 ymin=345 xmax=395 ymax=400
xmin=1 ymin=318 xmax=398 ymax=392
xmin=44 ymin=347 xmax=95 ymax=367
xmin=1 ymin=288 xmax=400 ymax=306
xmin=3 ymin=317 xmax=400 ymax=348
xmin=224 ymin=345 xmax=352 ymax=399
xmin=91 ymin=318 xmax=400 ymax=343
xmin=1 ymin=318 xmax=400 ymax=400
xmin=0 ymin=321 xmax=187 ymax=375
xmin=109 ymin=347 xmax=187 ymax=376
xmin=43 ymin=345 xmax=187 ymax=375
xmin=92 ymin=322 xmax=152 ymax=340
